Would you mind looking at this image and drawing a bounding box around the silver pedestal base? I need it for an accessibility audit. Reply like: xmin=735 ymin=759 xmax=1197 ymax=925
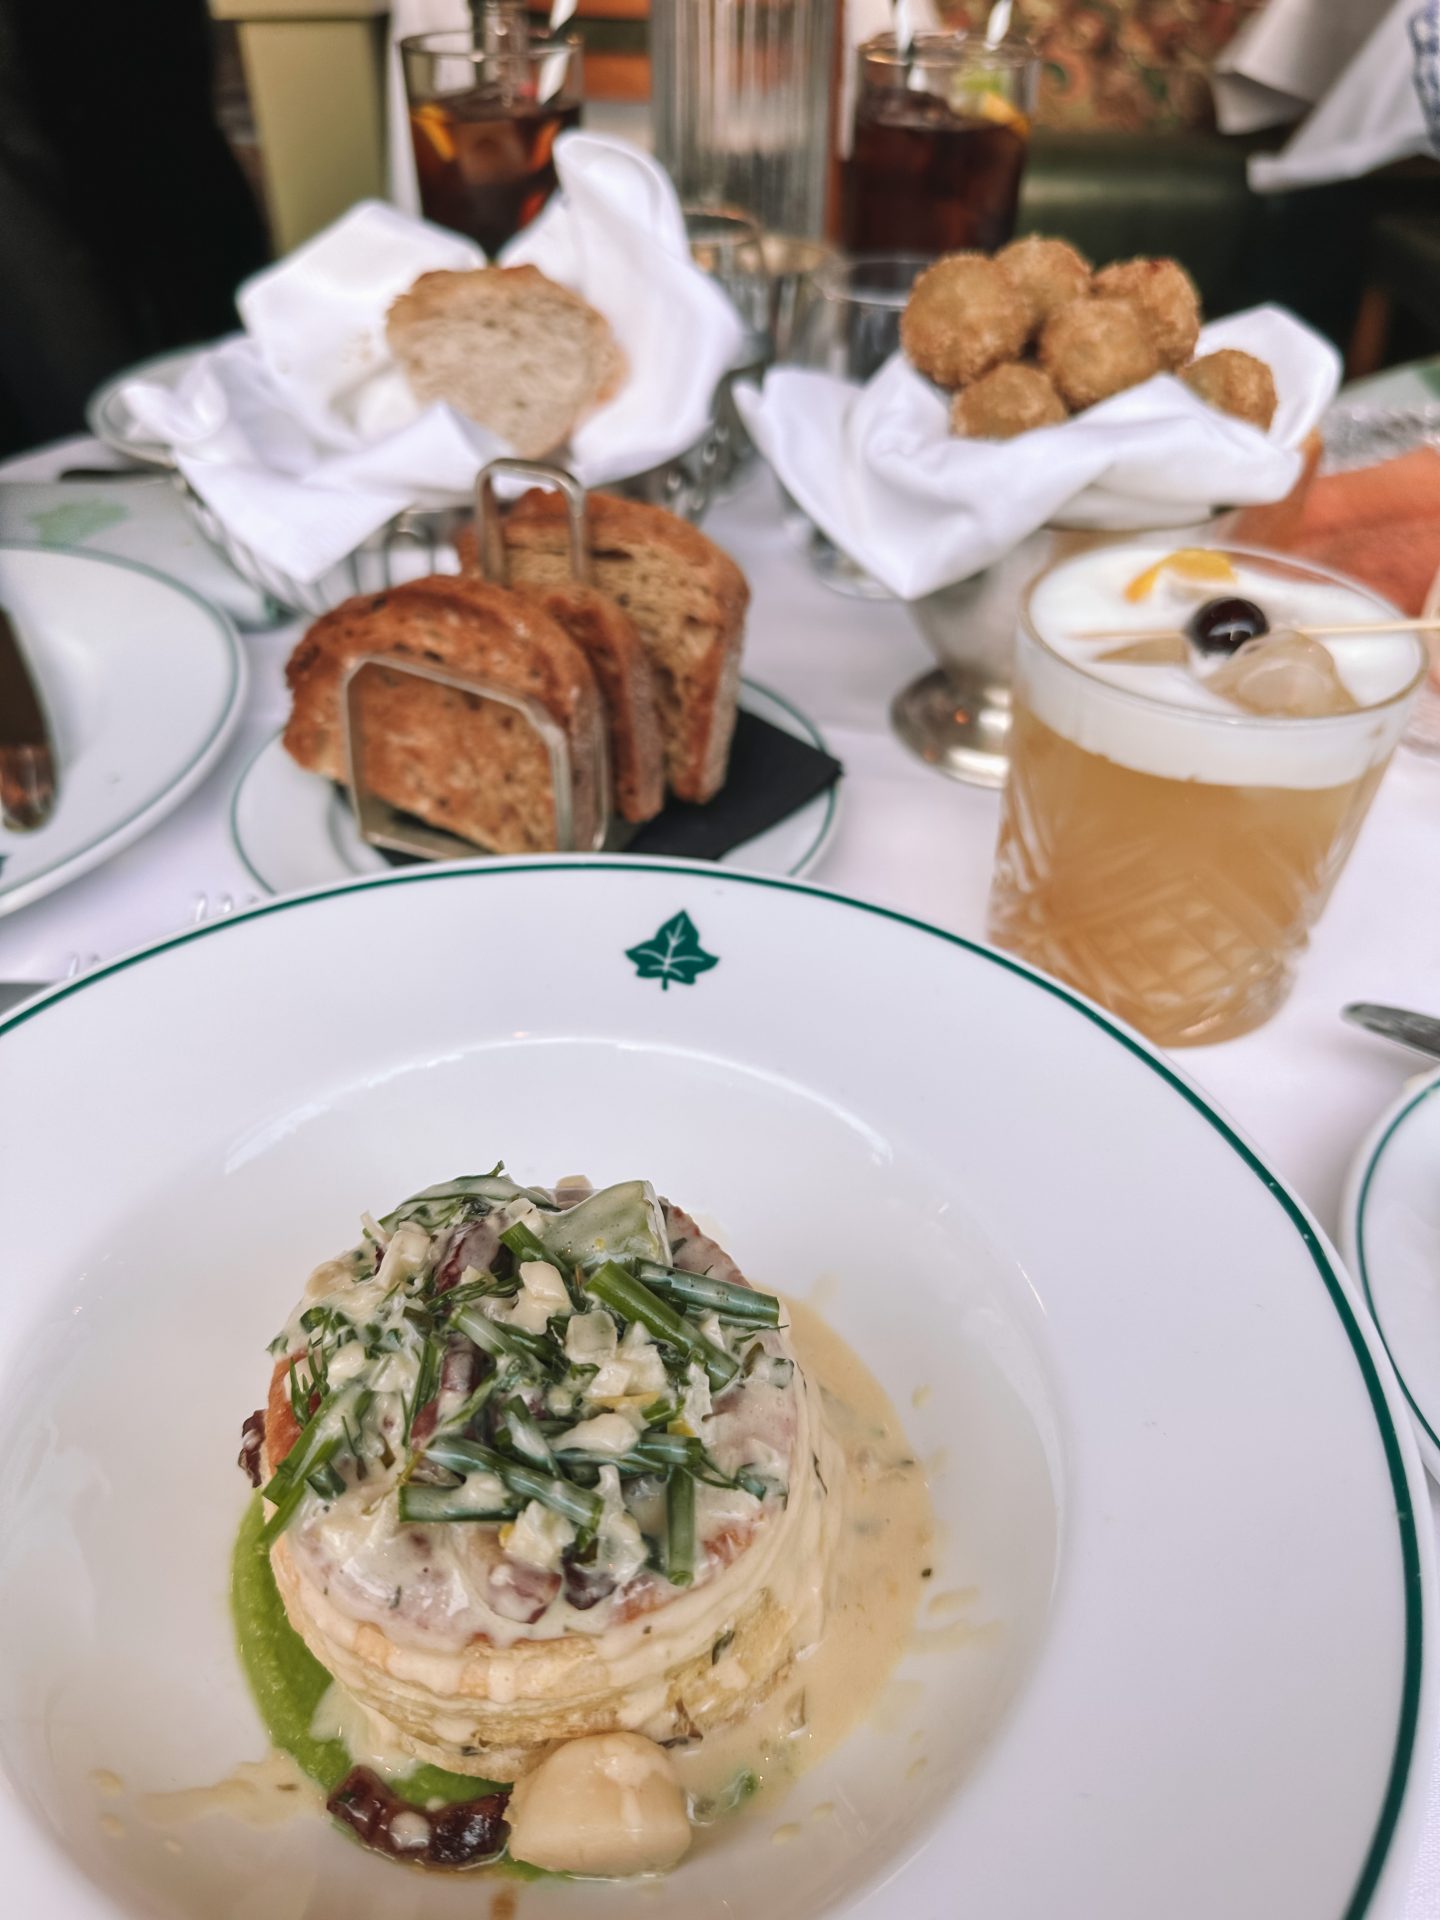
xmin=891 ymin=665 xmax=1012 ymax=788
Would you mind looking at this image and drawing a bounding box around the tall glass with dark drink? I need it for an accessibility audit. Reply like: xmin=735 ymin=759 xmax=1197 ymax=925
xmin=401 ymin=12 xmax=582 ymax=257
xmin=843 ymin=33 xmax=1038 ymax=258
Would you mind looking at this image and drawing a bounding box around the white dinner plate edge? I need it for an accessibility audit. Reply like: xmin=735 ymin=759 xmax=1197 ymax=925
xmin=1342 ymin=1068 xmax=1440 ymax=1487
xmin=0 ymin=857 xmax=1433 ymax=1920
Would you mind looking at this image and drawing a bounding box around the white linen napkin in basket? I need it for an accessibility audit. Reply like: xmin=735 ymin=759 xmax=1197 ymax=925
xmin=117 ymin=134 xmax=746 ymax=586
xmin=735 ymin=305 xmax=1341 ymax=602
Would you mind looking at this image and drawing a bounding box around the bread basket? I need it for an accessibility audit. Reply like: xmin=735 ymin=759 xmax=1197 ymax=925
xmin=87 ymin=346 xmax=740 ymax=621
xmin=178 ymin=420 xmax=735 ymax=619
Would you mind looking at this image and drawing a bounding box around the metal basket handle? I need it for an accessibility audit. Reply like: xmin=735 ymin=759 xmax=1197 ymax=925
xmin=475 ymin=457 xmax=591 ymax=588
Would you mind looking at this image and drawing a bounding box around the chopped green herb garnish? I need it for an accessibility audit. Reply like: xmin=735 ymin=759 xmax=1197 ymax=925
xmin=422 ymin=1435 xmax=602 ymax=1530
xmin=585 ymin=1262 xmax=738 ymax=1389
xmin=451 ymin=1303 xmax=564 ymax=1375
xmin=635 ymin=1262 xmax=781 ymax=1326
xmin=665 ymin=1468 xmax=696 ymax=1587
xmin=500 ymin=1221 xmax=551 ymax=1266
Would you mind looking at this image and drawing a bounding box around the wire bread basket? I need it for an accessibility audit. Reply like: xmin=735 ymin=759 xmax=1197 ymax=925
xmin=88 ymin=307 xmax=754 ymax=620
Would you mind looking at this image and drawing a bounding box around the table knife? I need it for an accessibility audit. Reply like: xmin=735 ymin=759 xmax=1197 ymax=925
xmin=1342 ymin=1002 xmax=1440 ymax=1062
xmin=0 ymin=604 xmax=56 ymax=830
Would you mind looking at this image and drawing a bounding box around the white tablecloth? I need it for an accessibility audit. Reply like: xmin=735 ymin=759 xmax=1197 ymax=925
xmin=1 ymin=436 xmax=1438 ymax=1913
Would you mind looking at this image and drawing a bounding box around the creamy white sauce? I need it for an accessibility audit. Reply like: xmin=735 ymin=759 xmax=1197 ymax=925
xmin=671 ymin=1299 xmax=932 ymax=1811
xmin=139 ymin=1749 xmax=323 ymax=1830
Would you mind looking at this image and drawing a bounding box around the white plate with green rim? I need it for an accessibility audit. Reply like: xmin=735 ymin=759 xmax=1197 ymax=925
xmin=0 ymin=542 xmax=247 ymax=917
xmin=1343 ymin=1067 xmax=1440 ymax=1484
xmin=0 ymin=860 xmax=1431 ymax=1920
xmin=230 ymin=680 xmax=839 ymax=892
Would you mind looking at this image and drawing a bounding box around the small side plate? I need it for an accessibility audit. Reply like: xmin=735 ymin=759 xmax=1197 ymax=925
xmin=0 ymin=542 xmax=246 ymax=916
xmin=231 ymin=678 xmax=839 ymax=894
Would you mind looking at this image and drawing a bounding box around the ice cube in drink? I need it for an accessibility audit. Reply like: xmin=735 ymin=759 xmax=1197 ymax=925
xmin=1207 ymin=630 xmax=1358 ymax=717
xmin=988 ymin=544 xmax=1426 ymax=1046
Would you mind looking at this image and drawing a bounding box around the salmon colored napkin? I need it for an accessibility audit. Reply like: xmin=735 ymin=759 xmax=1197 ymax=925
xmin=1232 ymin=445 xmax=1440 ymax=615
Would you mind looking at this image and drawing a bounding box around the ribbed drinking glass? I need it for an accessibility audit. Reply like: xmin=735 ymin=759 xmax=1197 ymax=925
xmin=650 ymin=0 xmax=838 ymax=239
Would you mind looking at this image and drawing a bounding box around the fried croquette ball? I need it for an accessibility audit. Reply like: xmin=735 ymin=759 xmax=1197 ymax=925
xmin=1091 ymin=258 xmax=1201 ymax=368
xmin=995 ymin=236 xmax=1092 ymax=331
xmin=900 ymin=253 xmax=1031 ymax=390
xmin=1038 ymin=297 xmax=1162 ymax=411
xmin=949 ymin=362 xmax=1069 ymax=439
xmin=1180 ymin=349 xmax=1278 ymax=431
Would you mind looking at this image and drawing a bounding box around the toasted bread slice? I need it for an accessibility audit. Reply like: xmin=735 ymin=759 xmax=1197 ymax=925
xmin=386 ymin=267 xmax=623 ymax=460
xmin=526 ymin=582 xmax=664 ymax=823
xmin=495 ymin=492 xmax=749 ymax=803
xmin=456 ymin=523 xmax=665 ymax=825
xmin=283 ymin=575 xmax=603 ymax=854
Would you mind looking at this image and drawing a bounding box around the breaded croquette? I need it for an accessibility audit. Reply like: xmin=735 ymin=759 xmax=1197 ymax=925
xmin=900 ymin=253 xmax=1031 ymax=390
xmin=1091 ymin=258 xmax=1201 ymax=369
xmin=996 ymin=236 xmax=1092 ymax=332
xmin=950 ymin=362 xmax=1069 ymax=439
xmin=1039 ymin=297 xmax=1162 ymax=410
xmin=1180 ymin=349 xmax=1279 ymax=431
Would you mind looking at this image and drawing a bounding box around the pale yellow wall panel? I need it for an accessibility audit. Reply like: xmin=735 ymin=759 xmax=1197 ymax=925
xmin=232 ymin=17 xmax=388 ymax=251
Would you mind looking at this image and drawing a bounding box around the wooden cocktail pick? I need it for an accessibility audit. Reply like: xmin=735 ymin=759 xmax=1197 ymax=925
xmin=1078 ymin=617 xmax=1440 ymax=643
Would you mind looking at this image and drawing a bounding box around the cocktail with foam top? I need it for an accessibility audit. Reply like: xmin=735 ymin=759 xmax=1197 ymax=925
xmin=988 ymin=544 xmax=1425 ymax=1046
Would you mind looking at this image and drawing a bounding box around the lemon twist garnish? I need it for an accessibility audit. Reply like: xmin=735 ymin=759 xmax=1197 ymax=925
xmin=1124 ymin=549 xmax=1237 ymax=603
xmin=411 ymin=102 xmax=457 ymax=164
xmin=975 ymin=93 xmax=1031 ymax=135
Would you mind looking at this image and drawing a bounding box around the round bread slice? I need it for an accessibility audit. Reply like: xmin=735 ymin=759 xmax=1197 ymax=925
xmin=386 ymin=267 xmax=623 ymax=460
xmin=282 ymin=575 xmax=603 ymax=854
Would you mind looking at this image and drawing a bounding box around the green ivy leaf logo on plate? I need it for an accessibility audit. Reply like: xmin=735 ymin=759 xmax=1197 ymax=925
xmin=626 ymin=911 xmax=718 ymax=991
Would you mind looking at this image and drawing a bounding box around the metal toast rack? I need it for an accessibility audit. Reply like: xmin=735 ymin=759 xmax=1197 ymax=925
xmin=340 ymin=458 xmax=611 ymax=862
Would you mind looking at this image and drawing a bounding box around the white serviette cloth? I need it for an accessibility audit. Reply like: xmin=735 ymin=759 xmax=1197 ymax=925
xmin=1211 ymin=0 xmax=1392 ymax=134
xmin=1246 ymin=0 xmax=1435 ymax=189
xmin=117 ymin=134 xmax=745 ymax=586
xmin=735 ymin=306 xmax=1341 ymax=602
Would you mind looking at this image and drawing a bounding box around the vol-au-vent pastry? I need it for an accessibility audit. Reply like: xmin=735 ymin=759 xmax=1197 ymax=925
xmin=242 ymin=1171 xmax=844 ymax=1875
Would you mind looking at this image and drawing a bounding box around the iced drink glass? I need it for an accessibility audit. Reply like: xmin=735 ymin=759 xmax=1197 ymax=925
xmin=843 ymin=32 xmax=1038 ymax=258
xmin=401 ymin=21 xmax=582 ymax=256
xmin=988 ymin=544 xmax=1426 ymax=1047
